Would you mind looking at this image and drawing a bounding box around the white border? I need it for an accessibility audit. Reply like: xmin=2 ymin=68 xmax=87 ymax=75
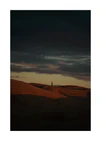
xmin=0 ymin=0 xmax=101 ymax=141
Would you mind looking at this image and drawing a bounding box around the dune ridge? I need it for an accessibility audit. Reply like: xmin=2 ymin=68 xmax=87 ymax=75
xmin=11 ymin=79 xmax=66 ymax=99
xmin=30 ymin=82 xmax=90 ymax=98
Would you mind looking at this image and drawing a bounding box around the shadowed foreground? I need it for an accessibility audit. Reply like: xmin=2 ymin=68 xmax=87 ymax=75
xmin=11 ymin=94 xmax=90 ymax=131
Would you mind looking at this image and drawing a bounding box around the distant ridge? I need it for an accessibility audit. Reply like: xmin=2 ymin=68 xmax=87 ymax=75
xmin=30 ymin=83 xmax=90 ymax=98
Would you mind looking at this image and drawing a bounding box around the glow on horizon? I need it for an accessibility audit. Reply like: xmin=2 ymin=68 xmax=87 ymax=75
xmin=11 ymin=72 xmax=90 ymax=88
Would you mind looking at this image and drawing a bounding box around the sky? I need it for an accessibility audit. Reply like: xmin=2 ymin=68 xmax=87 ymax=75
xmin=11 ymin=10 xmax=90 ymax=88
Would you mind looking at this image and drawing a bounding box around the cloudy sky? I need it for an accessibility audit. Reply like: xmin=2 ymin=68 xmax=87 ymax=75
xmin=11 ymin=11 xmax=90 ymax=88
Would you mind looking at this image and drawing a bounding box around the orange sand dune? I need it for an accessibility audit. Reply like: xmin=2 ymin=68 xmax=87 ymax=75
xmin=11 ymin=79 xmax=66 ymax=99
xmin=30 ymin=83 xmax=90 ymax=98
xmin=57 ymin=87 xmax=89 ymax=97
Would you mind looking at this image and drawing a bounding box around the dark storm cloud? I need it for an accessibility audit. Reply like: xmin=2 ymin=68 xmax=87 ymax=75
xmin=11 ymin=58 xmax=90 ymax=81
xmin=11 ymin=10 xmax=90 ymax=55
xmin=11 ymin=51 xmax=59 ymax=64
xmin=58 ymin=62 xmax=90 ymax=74
xmin=37 ymin=65 xmax=49 ymax=69
xmin=11 ymin=63 xmax=59 ymax=74
xmin=11 ymin=10 xmax=90 ymax=81
xmin=58 ymin=62 xmax=90 ymax=80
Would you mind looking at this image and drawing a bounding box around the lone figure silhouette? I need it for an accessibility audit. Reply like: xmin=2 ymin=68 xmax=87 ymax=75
xmin=51 ymin=81 xmax=53 ymax=86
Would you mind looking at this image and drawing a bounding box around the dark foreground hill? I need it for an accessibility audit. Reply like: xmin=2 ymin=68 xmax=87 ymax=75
xmin=11 ymin=94 xmax=90 ymax=131
xmin=11 ymin=79 xmax=90 ymax=131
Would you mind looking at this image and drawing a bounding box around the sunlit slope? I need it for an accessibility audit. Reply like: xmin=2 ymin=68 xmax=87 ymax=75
xmin=11 ymin=79 xmax=66 ymax=99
